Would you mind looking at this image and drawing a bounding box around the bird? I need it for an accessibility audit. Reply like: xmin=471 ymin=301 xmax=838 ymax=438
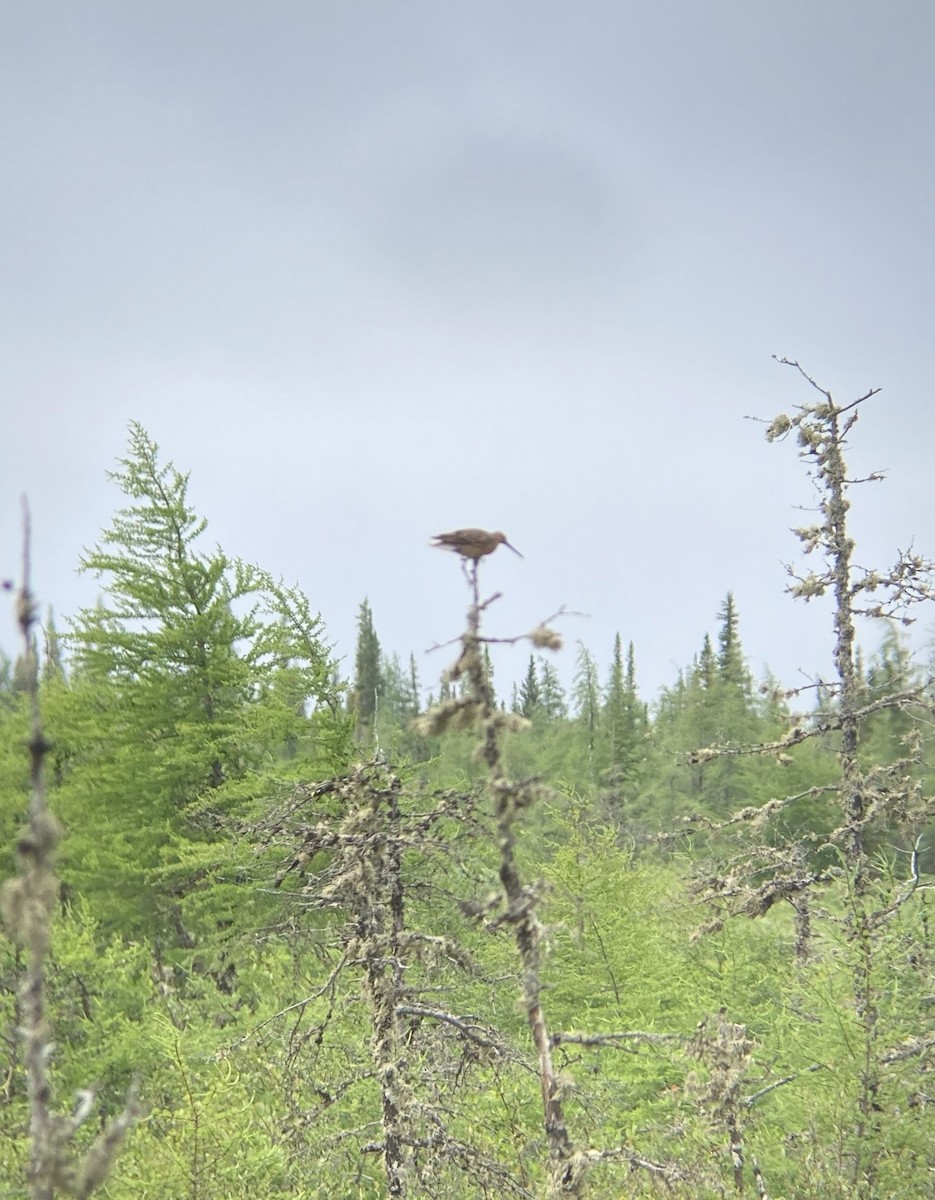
xmin=431 ymin=528 xmax=523 ymax=561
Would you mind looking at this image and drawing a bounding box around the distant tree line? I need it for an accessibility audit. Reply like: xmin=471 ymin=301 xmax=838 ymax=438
xmin=2 ymin=366 xmax=935 ymax=1198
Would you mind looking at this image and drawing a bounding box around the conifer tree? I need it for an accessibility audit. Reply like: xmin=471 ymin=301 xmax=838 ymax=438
xmin=572 ymin=640 xmax=600 ymax=752
xmin=408 ymin=653 xmax=422 ymax=717
xmin=716 ymin=592 xmax=745 ymax=686
xmin=352 ymin=598 xmax=382 ymax=742
xmin=41 ymin=609 xmax=64 ymax=682
xmin=518 ymin=654 xmax=542 ymax=719
xmin=601 ymin=635 xmax=645 ymax=802
xmin=861 ymin=625 xmax=920 ymax=765
xmin=0 ymin=650 xmax=11 ymax=692
xmin=644 ymin=604 xmax=782 ymax=823
xmin=715 ymin=592 xmax=757 ymax=734
xmin=378 ymin=652 xmax=409 ymax=725
xmin=730 ymin=362 xmax=935 ymax=1193
xmin=537 ymin=656 xmax=567 ymax=720
xmin=697 ymin=632 xmax=717 ymax=696
xmin=59 ymin=422 xmax=346 ymax=935
xmin=483 ymin=646 xmax=496 ymax=706
xmin=692 ymin=604 xmax=765 ymax=810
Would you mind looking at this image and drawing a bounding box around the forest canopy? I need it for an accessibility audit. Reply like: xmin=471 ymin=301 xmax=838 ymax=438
xmin=3 ymin=378 xmax=935 ymax=1198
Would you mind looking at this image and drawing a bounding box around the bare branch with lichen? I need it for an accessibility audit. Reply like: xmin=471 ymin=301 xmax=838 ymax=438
xmin=261 ymin=752 xmax=529 ymax=1198
xmin=551 ymin=1029 xmax=686 ymax=1051
xmin=684 ymin=685 xmax=931 ymax=768
xmin=429 ymin=556 xmax=682 ymax=1197
xmin=702 ymin=361 xmax=935 ymax=1194
xmin=0 ymin=498 xmax=141 ymax=1198
xmin=426 ymin=603 xmax=572 ymax=658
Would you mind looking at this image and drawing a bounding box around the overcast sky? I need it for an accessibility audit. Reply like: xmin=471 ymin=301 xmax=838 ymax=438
xmin=2 ymin=1 xmax=933 ymax=706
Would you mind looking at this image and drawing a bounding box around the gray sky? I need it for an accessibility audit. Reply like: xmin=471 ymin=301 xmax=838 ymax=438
xmin=2 ymin=1 xmax=933 ymax=706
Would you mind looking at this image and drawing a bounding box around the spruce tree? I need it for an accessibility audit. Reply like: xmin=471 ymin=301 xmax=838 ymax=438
xmin=716 ymin=592 xmax=746 ymax=687
xmin=352 ymin=598 xmax=382 ymax=742
xmin=408 ymin=653 xmax=422 ymax=717
xmin=600 ymin=635 xmax=645 ymax=802
xmin=518 ymin=655 xmax=542 ymax=719
xmin=697 ymin=632 xmax=717 ymax=697
xmin=483 ymin=647 xmax=496 ymax=707
xmin=716 ymin=592 xmax=757 ymax=732
xmin=696 ymin=602 xmax=765 ymax=811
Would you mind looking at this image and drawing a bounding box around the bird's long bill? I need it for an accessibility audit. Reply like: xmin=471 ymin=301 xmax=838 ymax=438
xmin=504 ymin=540 xmax=524 ymax=558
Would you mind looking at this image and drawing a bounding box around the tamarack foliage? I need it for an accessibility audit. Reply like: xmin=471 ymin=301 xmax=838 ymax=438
xmin=265 ymin=558 xmax=683 ymax=1198
xmin=4 ymin=366 xmax=935 ymax=1198
xmin=1 ymin=503 xmax=141 ymax=1198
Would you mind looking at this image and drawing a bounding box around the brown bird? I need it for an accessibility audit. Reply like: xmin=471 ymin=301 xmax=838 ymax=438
xmin=431 ymin=528 xmax=523 ymax=561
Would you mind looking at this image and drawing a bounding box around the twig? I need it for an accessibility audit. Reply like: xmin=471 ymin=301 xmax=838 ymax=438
xmin=1 ymin=498 xmax=142 ymax=1198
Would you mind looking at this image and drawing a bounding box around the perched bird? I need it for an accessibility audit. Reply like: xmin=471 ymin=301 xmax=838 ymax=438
xmin=431 ymin=528 xmax=523 ymax=561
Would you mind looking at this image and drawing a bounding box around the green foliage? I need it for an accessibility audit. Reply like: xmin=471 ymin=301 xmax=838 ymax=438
xmin=374 ymin=650 xmax=429 ymax=760
xmin=599 ymin=634 xmax=647 ymax=813
xmin=0 ymin=903 xmax=352 ymax=1198
xmin=861 ymin=624 xmax=924 ymax=764
xmin=537 ymin=657 xmax=567 ymax=720
xmin=572 ymin=641 xmax=600 ymax=752
xmin=41 ymin=423 xmax=351 ymax=938
xmin=351 ymin=597 xmax=382 ymax=742
xmin=640 ymin=597 xmax=794 ymax=829
xmin=517 ymin=654 xmax=541 ymax=719
xmin=6 ymin=390 xmax=935 ymax=1195
xmin=0 ymin=689 xmax=29 ymax=882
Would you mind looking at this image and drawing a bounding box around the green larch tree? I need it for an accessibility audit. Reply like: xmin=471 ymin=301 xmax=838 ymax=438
xmin=41 ymin=609 xmax=64 ymax=683
xmin=572 ymin=641 xmax=600 ymax=754
xmin=379 ymin=652 xmax=416 ymax=727
xmin=57 ymin=422 xmax=347 ymax=936
xmin=537 ymin=656 xmax=567 ymax=720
